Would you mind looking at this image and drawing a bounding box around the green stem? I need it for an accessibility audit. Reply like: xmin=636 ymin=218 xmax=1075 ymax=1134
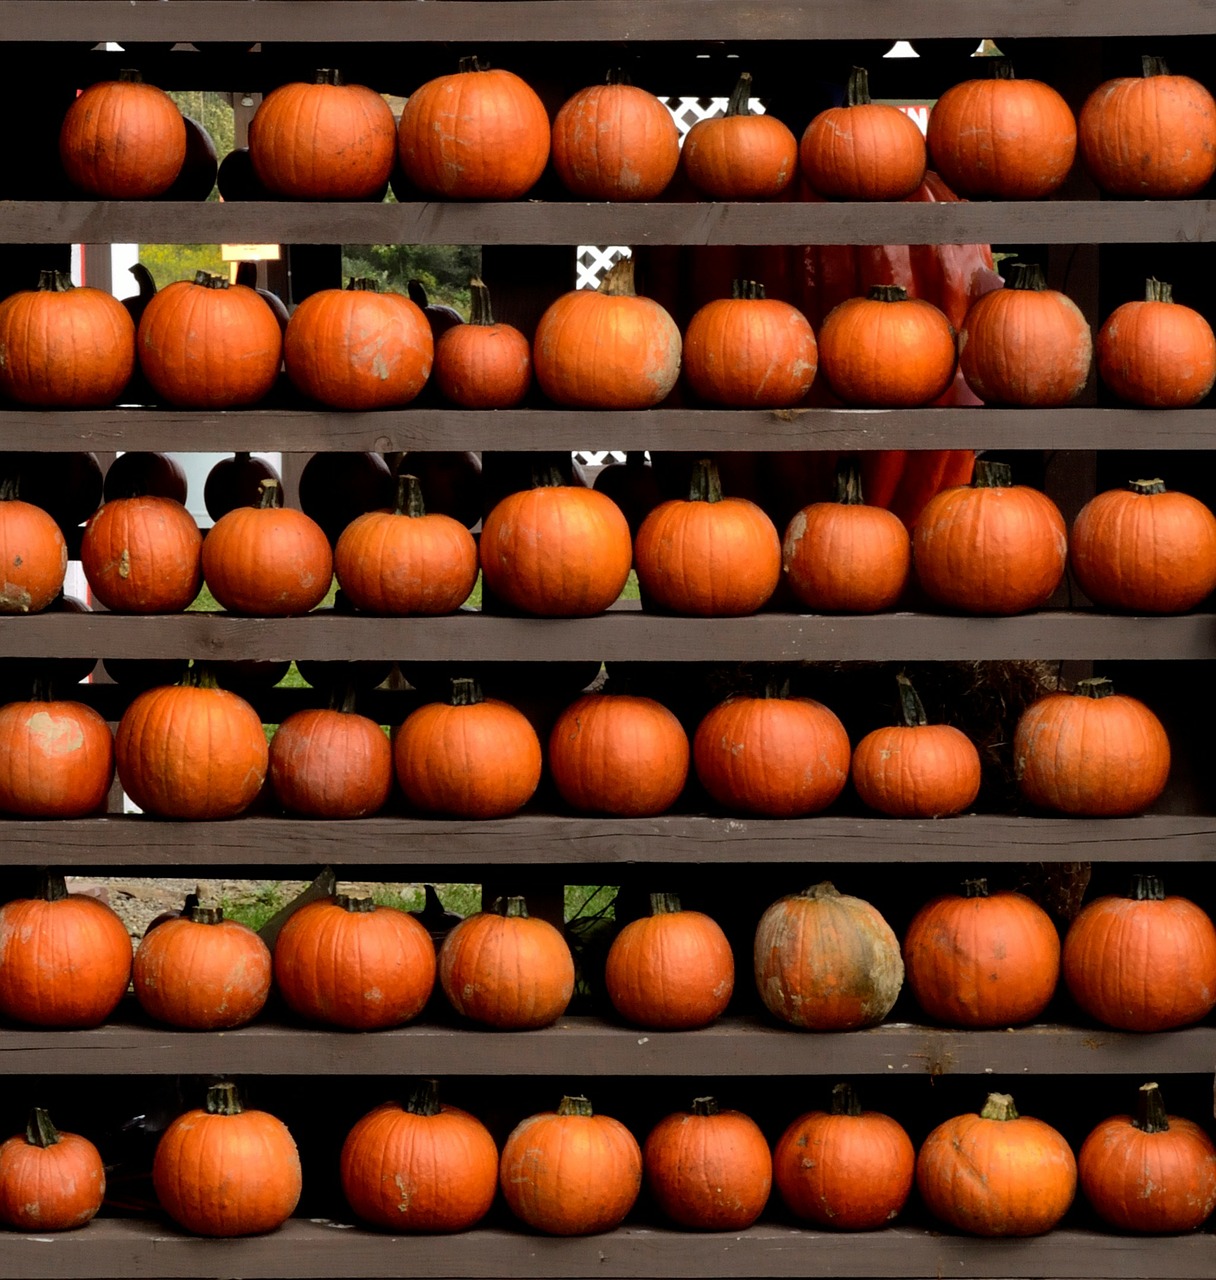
xmin=1005 ymin=262 xmax=1046 ymax=292
xmin=687 ymin=457 xmax=723 ymax=504
xmin=25 ymin=1108 xmax=60 ymax=1148
xmin=725 ymin=72 xmax=754 ymax=117
xmin=1129 ymin=873 xmax=1165 ymax=901
xmin=1128 ymin=478 xmax=1167 ymax=495
xmin=557 ymin=1095 xmax=593 ymax=1117
xmin=973 ymin=459 xmax=1013 ymax=489
xmin=692 ymin=1096 xmax=720 ymax=1117
xmin=1077 ymin=676 xmax=1115 ymax=700
xmin=1144 ymin=278 xmax=1173 ymax=304
xmin=467 ymin=277 xmax=494 ymax=326
xmin=962 ymin=877 xmax=989 ymax=899
xmin=37 ymin=870 xmax=69 ymax=903
xmin=831 ymin=1083 xmax=862 ymax=1116
xmin=335 ymin=893 xmax=376 ymax=913
xmin=845 ymin=67 xmax=872 ymax=106
xmin=980 ymin=1092 xmax=1018 ymax=1121
xmin=895 ymin=672 xmax=928 ymax=727
xmin=868 ymin=284 xmax=908 ymax=303
xmin=450 ymin=676 xmax=484 ymax=707
xmin=649 ymin=892 xmax=682 ymax=915
xmin=205 ymin=1082 xmax=244 ymax=1116
xmin=406 ymin=1079 xmax=442 ymax=1117
xmin=1134 ymin=1082 xmax=1170 ymax=1133
xmin=491 ymin=895 xmax=528 ymax=918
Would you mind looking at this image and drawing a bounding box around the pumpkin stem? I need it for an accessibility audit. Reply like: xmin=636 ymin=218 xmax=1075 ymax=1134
xmin=1142 ymin=54 xmax=1170 ymax=78
xmin=347 ymin=277 xmax=379 ymax=293
xmin=830 ymin=1083 xmax=862 ymax=1117
xmin=557 ymin=1095 xmax=594 ymax=1118
xmin=979 ymin=1092 xmax=1019 ymax=1122
xmin=990 ymin=58 xmax=1017 ymax=81
xmin=0 ymin=476 xmax=21 ymax=502
xmin=725 ymin=71 xmax=754 ymax=118
xmin=193 ymin=271 xmax=230 ymax=290
xmin=731 ymin=279 xmax=765 ymax=301
xmin=762 ymin=674 xmax=792 ymax=700
xmin=30 ymin=674 xmax=53 ymax=703
xmin=468 ymin=277 xmax=495 ymax=326
xmin=1134 ymin=1082 xmax=1171 ymax=1134
xmin=530 ymin=461 xmax=568 ymax=490
xmin=25 ymin=1108 xmax=61 ymax=1149
xmin=691 ymin=1096 xmax=720 ymax=1117
xmin=397 ymin=473 xmax=427 ymax=518
xmin=1005 ymin=261 xmax=1046 ymax=292
xmin=186 ymin=905 xmax=224 ymax=925
xmin=1144 ymin=278 xmax=1173 ymax=304
xmin=449 ymin=676 xmax=484 ymax=707
xmin=315 ymin=68 xmax=344 ymax=86
xmin=844 ymin=66 xmax=872 ymax=107
xmin=962 ymin=877 xmax=990 ymax=899
xmin=37 ymin=870 xmax=69 ymax=903
xmin=1129 ymin=873 xmax=1166 ymax=901
xmin=180 ymin=662 xmax=221 ymax=692
xmin=868 ymin=284 xmax=908 ymax=304
xmin=407 ymin=279 xmax=430 ymax=309
xmin=1077 ymin=676 xmax=1115 ymax=700
xmin=118 ymin=68 xmax=145 ymax=84
xmin=327 ymin=682 xmax=359 ymax=716
xmin=598 ymin=257 xmax=639 ymax=298
xmin=894 ymin=672 xmax=929 ymax=728
xmin=130 ymin=262 xmax=157 ymax=298
xmin=406 ymin=1078 xmax=442 ymax=1117
xmin=649 ymin=892 xmax=682 ymax=915
xmin=833 ymin=457 xmax=866 ymax=506
xmin=335 ymin=893 xmax=376 ymax=913
xmin=973 ymin=459 xmax=1013 ymax=489
xmin=257 ymin=478 xmax=283 ymax=509
xmin=1128 ymin=478 xmax=1167 ymax=496
xmin=605 ymin=68 xmax=633 ymax=87
xmin=205 ymin=1082 xmax=244 ymax=1116
xmin=37 ymin=268 xmax=74 ymax=294
xmin=800 ymin=881 xmax=840 ymax=902
xmin=688 ymin=457 xmax=724 ymax=504
xmin=457 ymin=55 xmax=491 ymax=74
xmin=491 ymin=895 xmax=529 ymax=918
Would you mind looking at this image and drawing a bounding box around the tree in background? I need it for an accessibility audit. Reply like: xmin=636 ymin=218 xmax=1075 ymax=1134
xmin=342 ymin=244 xmax=481 ymax=315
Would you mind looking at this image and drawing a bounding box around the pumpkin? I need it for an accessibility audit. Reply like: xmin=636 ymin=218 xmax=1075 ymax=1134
xmin=548 ymin=691 xmax=690 ymax=817
xmin=115 ymin=666 xmax=268 ymax=819
xmin=438 ymin=894 xmax=574 ymax=1029
xmin=268 ymin=690 xmax=392 ymax=819
xmin=0 ymin=870 xmax=132 ymax=1028
xmin=912 ymin=459 xmax=1068 ymax=615
xmin=203 ymin=452 xmax=283 ymax=523
xmin=334 ymin=473 xmax=479 ymax=616
xmin=1070 ymin=478 xmax=1216 ymax=613
xmin=681 ymin=71 xmax=797 ymax=200
xmin=133 ymin=903 xmax=272 ymax=1030
xmin=202 ymin=479 xmax=333 ymax=616
xmin=817 ymin=285 xmax=955 ymax=407
xmin=1062 ymin=873 xmax=1216 ymax=1031
xmin=480 ymin=465 xmax=632 ymax=617
xmin=753 ymin=881 xmax=904 ymax=1030
xmin=407 ymin=278 xmax=465 ymax=342
xmin=917 ymin=1092 xmax=1076 ymax=1236
xmin=604 ymin=892 xmax=734 ymax=1029
xmin=299 ymin=450 xmax=395 ymax=546
xmin=682 ymin=280 xmax=817 ymax=408
xmin=635 ymin=458 xmax=781 ymax=616
xmin=644 ymin=1096 xmax=772 ymax=1230
xmin=0 ymin=1109 xmax=105 ymax=1232
xmin=284 ymin=278 xmax=433 ymax=409
xmin=0 ymin=268 xmax=135 ymax=408
xmin=433 ymin=277 xmax=532 ymax=408
xmin=800 ymin=66 xmax=926 ymax=200
xmin=274 ymin=891 xmax=436 ymax=1030
xmin=397 ymin=56 xmax=549 ymax=199
xmin=0 ymin=688 xmax=114 ymax=817
xmin=137 ymin=270 xmax=283 ymax=409
xmin=58 ymin=69 xmax=186 ymax=198
xmin=773 ymin=1083 xmax=915 ymax=1229
xmin=782 ymin=458 xmax=911 ymax=612
xmin=959 ymin=261 xmax=1093 ymax=407
xmin=340 ymin=1079 xmax=499 ymax=1232
xmin=152 ymin=1081 xmax=302 ymax=1237
xmin=1096 ymin=279 xmax=1216 ymax=408
xmin=499 ymin=1095 xmax=642 ymax=1235
xmin=80 ymin=494 xmax=202 ymax=614
xmin=904 ymin=877 xmax=1060 ymax=1027
xmin=1014 ymin=677 xmax=1171 ymax=817
xmin=851 ymin=673 xmax=981 ymax=818
xmin=926 ymin=59 xmax=1077 ymax=199
xmin=533 ymin=257 xmax=682 ymax=409
xmin=103 ymin=450 xmax=189 ymax=504
xmin=1079 ymin=56 xmax=1216 ymax=197
xmin=395 ymin=677 xmax=542 ymax=818
xmin=163 ymin=114 xmax=218 ymax=200
xmin=1079 ymin=1081 xmax=1216 ymax=1233
xmin=694 ymin=680 xmax=850 ymax=817
xmin=551 ymin=70 xmax=680 ymax=200
xmin=0 ymin=479 xmax=67 ymax=614
xmin=249 ymin=68 xmax=397 ymax=199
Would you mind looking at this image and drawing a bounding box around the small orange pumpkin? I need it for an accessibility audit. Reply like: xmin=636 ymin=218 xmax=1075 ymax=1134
xmin=0 ymin=1109 xmax=105 ymax=1232
xmin=681 ymin=71 xmax=797 ymax=200
xmin=433 ymin=277 xmax=531 ymax=408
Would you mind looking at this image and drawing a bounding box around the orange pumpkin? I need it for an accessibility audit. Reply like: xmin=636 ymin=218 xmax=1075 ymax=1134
xmin=80 ymin=494 xmax=203 ymax=613
xmin=499 ymin=1095 xmax=642 ymax=1235
xmin=0 ymin=1109 xmax=105 ymax=1232
xmin=916 ymin=1092 xmax=1076 ymax=1236
xmin=774 ymin=1083 xmax=915 ymax=1229
xmin=753 ymin=881 xmax=904 ymax=1030
xmin=433 ymin=277 xmax=531 ymax=408
xmin=0 ymin=690 xmax=114 ymax=818
xmin=604 ymin=892 xmax=735 ymax=1029
xmin=0 ymin=481 xmax=67 ymax=615
xmin=681 ymin=71 xmax=797 ymax=200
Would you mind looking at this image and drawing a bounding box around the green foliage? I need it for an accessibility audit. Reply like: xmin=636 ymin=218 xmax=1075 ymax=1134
xmin=137 ymin=243 xmax=226 ymax=291
xmin=341 ymin=244 xmax=481 ymax=312
xmin=167 ymin=90 xmax=235 ymax=195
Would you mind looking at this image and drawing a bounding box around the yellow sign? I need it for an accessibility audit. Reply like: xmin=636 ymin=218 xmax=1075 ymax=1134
xmin=221 ymin=244 xmax=281 ymax=262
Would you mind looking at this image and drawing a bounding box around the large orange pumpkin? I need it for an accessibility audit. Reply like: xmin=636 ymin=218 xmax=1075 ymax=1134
xmin=0 ymin=482 xmax=67 ymax=615
xmin=681 ymin=71 xmax=798 ymax=200
xmin=0 ymin=690 xmax=114 ymax=818
xmin=0 ymin=1109 xmax=105 ymax=1232
xmin=80 ymin=494 xmax=203 ymax=614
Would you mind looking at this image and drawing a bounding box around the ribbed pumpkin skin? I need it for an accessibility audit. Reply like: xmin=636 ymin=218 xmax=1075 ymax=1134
xmin=0 ymin=697 xmax=114 ymax=818
xmin=782 ymin=501 xmax=911 ymax=613
xmin=0 ymin=284 xmax=135 ymax=408
xmin=852 ymin=723 xmax=980 ymax=819
xmin=249 ymin=79 xmax=396 ymax=199
xmin=115 ymin=683 xmax=268 ymax=820
xmin=682 ymin=96 xmax=797 ymax=199
xmin=683 ymin=295 xmax=817 ymax=408
xmin=202 ymin=506 xmax=333 ymax=616
xmin=1070 ymin=484 xmax=1216 ymax=613
xmin=394 ymin=696 xmax=542 ymax=818
xmin=1062 ymin=891 xmax=1216 ymax=1031
xmin=604 ymin=906 xmax=734 ymax=1029
xmin=0 ymin=891 xmax=132 ymax=1027
xmin=137 ymin=280 xmax=283 ymax=409
xmin=499 ymin=1105 xmax=642 ymax=1235
xmin=80 ymin=496 xmax=203 ymax=613
xmin=269 ymin=707 xmax=392 ymax=818
xmin=927 ymin=75 xmax=1077 ymax=198
xmin=694 ymin=694 xmax=850 ymax=818
xmin=774 ymin=1104 xmax=914 ymax=1229
xmin=1097 ymin=294 xmax=1216 ymax=408
xmin=341 ymin=1100 xmax=499 ymax=1232
xmin=1013 ymin=688 xmax=1170 ymax=817
xmin=480 ymin=485 xmax=632 ymax=617
xmin=644 ymin=1104 xmax=772 ymax=1229
xmin=438 ymin=908 xmax=575 ymax=1028
xmin=551 ymin=81 xmax=680 ymax=200
xmin=904 ymin=889 xmax=1060 ymax=1027
xmin=801 ymin=99 xmax=926 ymax=200
xmin=917 ymin=1102 xmax=1076 ymax=1236
xmin=59 ymin=77 xmax=186 ymax=198
xmin=274 ymin=898 xmax=437 ymax=1029
xmin=133 ymin=914 xmax=272 ymax=1030
xmin=434 ymin=320 xmax=531 ymax=409
xmin=152 ymin=1102 xmax=302 ymax=1237
xmin=548 ymin=693 xmax=689 ymax=817
xmin=0 ymin=500 xmax=67 ymax=615
xmin=397 ymin=65 xmax=550 ymax=199
xmin=0 ymin=1122 xmax=105 ymax=1231
xmin=284 ymin=287 xmax=433 ymax=409
xmin=1080 ymin=70 xmax=1216 ymax=197
xmin=753 ymin=883 xmax=904 ymax=1030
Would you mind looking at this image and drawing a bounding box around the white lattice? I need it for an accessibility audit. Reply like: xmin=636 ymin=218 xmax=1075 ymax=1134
xmin=574 ymin=450 xmax=628 ymax=468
